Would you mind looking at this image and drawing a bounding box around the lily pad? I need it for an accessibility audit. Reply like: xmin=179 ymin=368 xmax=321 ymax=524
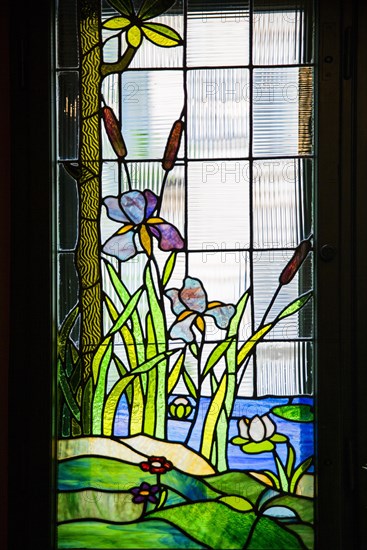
xmin=271 ymin=404 xmax=314 ymax=423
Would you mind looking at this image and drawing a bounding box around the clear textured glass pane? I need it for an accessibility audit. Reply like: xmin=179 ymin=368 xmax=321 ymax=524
xmin=188 ymin=69 xmax=250 ymax=158
xmin=253 ymin=67 xmax=313 ymax=157
xmin=253 ymin=0 xmax=314 ymax=65
xmin=253 ymin=158 xmax=313 ymax=248
xmin=187 ymin=1 xmax=249 ymax=66
xmin=119 ymin=71 xmax=184 ymax=159
xmin=57 ymin=72 xmax=79 ymax=160
xmin=257 ymin=341 xmax=313 ymax=395
xmin=188 ymin=161 xmax=250 ymax=249
xmin=253 ymin=251 xmax=313 ymax=339
xmin=57 ymin=164 xmax=78 ymax=250
xmin=56 ymin=0 xmax=79 ymax=68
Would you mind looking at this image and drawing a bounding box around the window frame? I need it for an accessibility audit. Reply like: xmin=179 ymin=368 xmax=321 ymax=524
xmin=6 ymin=0 xmax=366 ymax=548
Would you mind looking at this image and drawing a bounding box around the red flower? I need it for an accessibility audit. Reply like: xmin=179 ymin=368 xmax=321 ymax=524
xmin=140 ymin=456 xmax=173 ymax=475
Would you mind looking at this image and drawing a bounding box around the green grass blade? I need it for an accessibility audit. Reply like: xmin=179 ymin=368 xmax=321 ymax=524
xmin=237 ymin=323 xmax=272 ymax=367
xmin=162 ymin=251 xmax=177 ymax=287
xmin=263 ymin=470 xmax=281 ymax=490
xmin=58 ymin=305 xmax=79 ymax=361
xmin=286 ymin=443 xmax=296 ymax=479
xmin=202 ymin=338 xmax=233 ymax=378
xmin=109 ymin=287 xmax=144 ymax=335
xmin=82 ymin=377 xmax=93 ymax=435
xmin=274 ymin=454 xmax=289 ymax=493
xmin=92 ymin=336 xmax=112 ymax=385
xmin=201 ymin=373 xmax=227 ymax=460
xmin=290 ymin=456 xmax=313 ymax=493
xmin=145 ymin=262 xmax=167 ymax=438
xmin=228 ymin=289 xmax=250 ymax=338
xmin=168 ymin=350 xmax=185 ymax=393
xmin=92 ymin=339 xmax=113 ymax=435
xmin=144 ymin=312 xmax=157 ymax=435
xmin=105 ymin=260 xmax=145 ymax=364
xmin=58 ymin=359 xmax=80 ymax=422
xmin=103 ymin=375 xmax=134 ymax=435
xmin=183 ymin=370 xmax=197 ymax=399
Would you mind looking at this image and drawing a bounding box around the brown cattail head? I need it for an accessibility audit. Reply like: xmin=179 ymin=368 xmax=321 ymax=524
xmin=279 ymin=237 xmax=312 ymax=285
xmin=102 ymin=106 xmax=127 ymax=159
xmin=162 ymin=120 xmax=184 ymax=171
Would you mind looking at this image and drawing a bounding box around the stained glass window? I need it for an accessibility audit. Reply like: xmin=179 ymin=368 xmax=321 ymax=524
xmin=55 ymin=0 xmax=315 ymax=547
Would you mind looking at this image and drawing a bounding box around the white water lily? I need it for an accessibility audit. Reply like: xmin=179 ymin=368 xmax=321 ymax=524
xmin=232 ymin=414 xmax=287 ymax=454
xmin=238 ymin=415 xmax=276 ymax=442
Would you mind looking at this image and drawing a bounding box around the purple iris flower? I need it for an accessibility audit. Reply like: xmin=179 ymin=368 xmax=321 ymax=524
xmin=130 ymin=482 xmax=160 ymax=504
xmin=102 ymin=189 xmax=184 ymax=261
xmin=166 ymin=277 xmax=236 ymax=343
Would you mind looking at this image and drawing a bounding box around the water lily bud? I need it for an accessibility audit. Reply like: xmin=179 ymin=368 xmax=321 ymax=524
xmin=162 ymin=120 xmax=184 ymax=171
xmin=169 ymin=396 xmax=192 ymax=419
xmin=102 ymin=106 xmax=127 ymax=159
xmin=279 ymin=237 xmax=312 ymax=286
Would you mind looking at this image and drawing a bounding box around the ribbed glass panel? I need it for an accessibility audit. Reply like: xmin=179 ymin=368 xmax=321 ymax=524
xmin=188 ymin=161 xmax=250 ymax=249
xmin=57 ymin=72 xmax=79 ymax=160
xmin=101 ymin=162 xmax=119 ymax=197
xmin=257 ymin=341 xmax=313 ymax=395
xmin=253 ymin=251 xmax=313 ymax=339
xmin=187 ymin=1 xmax=249 ymax=66
xmin=253 ymin=67 xmax=313 ymax=157
xmin=253 ymin=0 xmax=314 ymax=65
xmin=118 ymin=71 xmax=184 ymax=159
xmin=57 ymin=165 xmax=78 ymax=251
xmin=253 ymin=158 xmax=313 ymax=248
xmin=188 ymin=69 xmax=250 ymax=158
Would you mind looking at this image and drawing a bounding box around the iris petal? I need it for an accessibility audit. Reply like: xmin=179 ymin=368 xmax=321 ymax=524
xmin=165 ymin=289 xmax=186 ymax=315
xmin=180 ymin=278 xmax=207 ymax=314
xmin=149 ymin=222 xmax=184 ymax=251
xmin=120 ymin=191 xmax=146 ymax=224
xmin=205 ymin=304 xmax=235 ymax=329
xmin=144 ymin=189 xmax=158 ymax=218
xmin=103 ymin=196 xmax=130 ymax=222
xmin=102 ymin=230 xmax=137 ymax=261
xmin=170 ymin=313 xmax=197 ymax=342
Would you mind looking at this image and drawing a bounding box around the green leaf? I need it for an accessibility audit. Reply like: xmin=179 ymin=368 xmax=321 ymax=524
xmin=92 ymin=336 xmax=113 ymax=385
xmin=167 ymin=350 xmax=185 ymax=393
xmin=276 ymin=291 xmax=312 ymax=321
xmin=230 ymin=436 xmax=248 ymax=446
xmin=228 ymin=289 xmax=250 ymax=338
xmin=92 ymin=340 xmax=114 ymax=434
xmin=183 ymin=370 xmax=197 ymax=399
xmin=103 ymin=375 xmax=134 ymax=435
xmin=190 ymin=342 xmax=198 ymax=357
xmin=102 ymin=16 xmax=131 ymax=30
xmin=286 ymin=443 xmax=296 ymax=479
xmin=138 ymin=0 xmax=176 ymax=21
xmin=274 ymin=455 xmax=289 ymax=493
xmin=201 ymin=374 xmax=227 ymax=459
xmin=241 ymin=440 xmax=275 ymax=454
xmin=105 ymin=260 xmax=145 ymax=364
xmin=162 ymin=251 xmax=177 ymax=287
xmin=157 ymin=488 xmax=168 ymax=509
xmin=271 ymin=434 xmax=288 ymax=443
xmin=109 ymin=287 xmax=144 ymax=335
xmin=122 ymin=349 xmax=174 ymax=377
xmin=108 ymin=0 xmax=135 ymax=17
xmin=237 ymin=323 xmax=272 ymax=366
xmin=290 ymin=456 xmax=313 ymax=494
xmin=58 ymin=305 xmax=79 ymax=361
xmin=219 ymin=495 xmax=253 ymax=512
xmin=262 ymin=471 xmax=281 ymax=490
xmin=272 ymin=404 xmax=314 ymax=423
xmin=202 ymin=338 xmax=233 ymax=378
xmin=142 ymin=22 xmax=182 ymax=47
xmin=58 ymin=359 xmax=80 ymax=422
